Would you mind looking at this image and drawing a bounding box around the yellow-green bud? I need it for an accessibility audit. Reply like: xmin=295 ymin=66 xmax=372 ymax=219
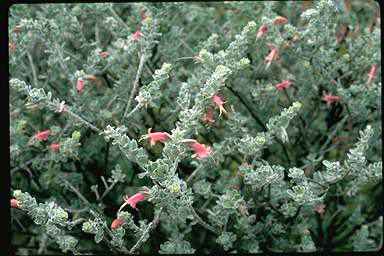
xmin=13 ymin=190 xmax=23 ymax=198
xmin=72 ymin=131 xmax=81 ymax=140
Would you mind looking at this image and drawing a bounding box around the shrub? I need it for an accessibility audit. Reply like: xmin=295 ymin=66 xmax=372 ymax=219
xmin=9 ymin=1 xmax=381 ymax=254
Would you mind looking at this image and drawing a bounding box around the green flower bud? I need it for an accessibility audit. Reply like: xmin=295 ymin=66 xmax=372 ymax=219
xmin=72 ymin=131 xmax=81 ymax=140
xmin=13 ymin=190 xmax=23 ymax=198
xmin=82 ymin=221 xmax=93 ymax=233
xmin=56 ymin=208 xmax=69 ymax=222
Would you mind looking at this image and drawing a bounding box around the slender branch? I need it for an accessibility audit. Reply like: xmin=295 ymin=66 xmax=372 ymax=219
xmin=64 ymin=207 xmax=89 ymax=213
xmin=125 ymin=103 xmax=142 ymax=120
xmin=103 ymin=142 xmax=110 ymax=177
xmin=319 ymin=115 xmax=348 ymax=154
xmin=123 ymin=54 xmax=146 ymax=120
xmin=190 ymin=206 xmax=219 ymax=235
xmin=286 ymin=205 xmax=302 ymax=223
xmin=174 ymin=56 xmax=196 ymax=61
xmin=101 ymin=176 xmax=108 ymax=190
xmin=95 ymin=22 xmax=100 ymax=48
xmin=26 ymin=51 xmax=38 ymax=88
xmin=179 ymin=38 xmax=195 ymax=54
xmin=186 ymin=165 xmax=203 ymax=184
xmin=225 ymin=84 xmax=267 ymax=131
xmin=58 ymin=176 xmax=91 ymax=206
xmin=62 ymin=106 xmax=103 ymax=134
xmin=109 ymin=5 xmax=130 ymax=31
xmin=129 ymin=207 xmax=164 ymax=254
xmin=99 ymin=180 xmax=118 ymax=201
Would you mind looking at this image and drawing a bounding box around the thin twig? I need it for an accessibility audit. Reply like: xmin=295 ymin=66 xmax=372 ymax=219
xmin=64 ymin=207 xmax=89 ymax=213
xmin=58 ymin=176 xmax=91 ymax=206
xmin=99 ymin=180 xmax=118 ymax=201
xmin=174 ymin=56 xmax=196 ymax=61
xmin=186 ymin=165 xmax=203 ymax=184
xmin=123 ymin=54 xmax=146 ymax=120
xmin=125 ymin=103 xmax=142 ymax=120
xmin=26 ymin=51 xmax=38 ymax=88
xmin=100 ymin=176 xmax=108 ymax=190
xmin=62 ymin=106 xmax=103 ymax=134
xmin=109 ymin=5 xmax=130 ymax=31
xmin=129 ymin=207 xmax=164 ymax=254
xmin=95 ymin=22 xmax=100 ymax=48
xmin=190 ymin=206 xmax=219 ymax=235
xmin=319 ymin=115 xmax=348 ymax=154
xmin=225 ymin=84 xmax=267 ymax=131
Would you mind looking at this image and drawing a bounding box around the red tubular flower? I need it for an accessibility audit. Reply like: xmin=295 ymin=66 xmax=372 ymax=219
xmin=212 ymin=95 xmax=227 ymax=116
xmin=141 ymin=13 xmax=149 ymax=21
xmin=132 ymin=31 xmax=141 ymax=39
xmin=265 ymin=47 xmax=278 ymax=62
xmin=284 ymin=41 xmax=289 ymax=48
xmin=257 ymin=25 xmax=267 ymax=38
xmin=12 ymin=25 xmax=23 ymax=33
xmin=184 ymin=139 xmax=213 ymax=159
xmin=315 ymin=203 xmax=326 ymax=215
xmin=202 ymin=108 xmax=215 ymax=124
xmin=275 ymin=80 xmax=291 ymax=90
xmin=292 ymin=34 xmax=300 ymax=41
xmin=76 ymin=79 xmax=84 ymax=92
xmin=34 ymin=130 xmax=51 ymax=141
xmin=323 ymin=95 xmax=341 ymax=104
xmin=118 ymin=192 xmax=148 ymax=213
xmin=11 ymin=199 xmax=20 ymax=208
xmin=9 ymin=42 xmax=14 ymax=50
xmin=139 ymin=128 xmax=168 ymax=146
xmin=335 ymin=33 xmax=343 ymax=43
xmin=99 ymin=51 xmax=110 ymax=58
xmin=83 ymin=74 xmax=97 ymax=81
xmin=273 ymin=16 xmax=288 ymax=23
xmin=50 ymin=144 xmax=60 ymax=150
xmin=111 ymin=218 xmax=123 ymax=230
xmin=367 ymin=64 xmax=376 ymax=83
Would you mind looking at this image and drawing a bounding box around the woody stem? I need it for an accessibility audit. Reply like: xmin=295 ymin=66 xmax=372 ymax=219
xmin=190 ymin=206 xmax=219 ymax=235
xmin=129 ymin=207 xmax=163 ymax=253
xmin=61 ymin=106 xmax=103 ymax=134
xmin=123 ymin=54 xmax=146 ymax=120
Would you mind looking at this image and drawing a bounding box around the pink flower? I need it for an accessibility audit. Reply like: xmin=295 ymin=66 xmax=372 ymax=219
xmin=141 ymin=14 xmax=149 ymax=21
xmin=323 ymin=94 xmax=341 ymax=105
xmin=292 ymin=34 xmax=300 ymax=41
xmin=265 ymin=47 xmax=278 ymax=62
xmin=140 ymin=128 xmax=168 ymax=146
xmin=12 ymin=25 xmax=23 ymax=33
xmin=50 ymin=144 xmax=60 ymax=150
xmin=9 ymin=42 xmax=14 ymax=50
xmin=118 ymin=192 xmax=147 ymax=212
xmin=11 ymin=199 xmax=20 ymax=208
xmin=273 ymin=16 xmax=288 ymax=24
xmin=184 ymin=140 xmax=212 ymax=159
xmin=34 ymin=130 xmax=51 ymax=141
xmin=132 ymin=31 xmax=141 ymax=39
xmin=202 ymin=108 xmax=215 ymax=124
xmin=76 ymin=79 xmax=84 ymax=92
xmin=99 ymin=51 xmax=110 ymax=58
xmin=257 ymin=25 xmax=267 ymax=38
xmin=275 ymin=80 xmax=291 ymax=90
xmin=315 ymin=203 xmax=326 ymax=215
xmin=212 ymin=95 xmax=227 ymax=116
xmin=111 ymin=218 xmax=123 ymax=230
xmin=83 ymin=74 xmax=97 ymax=81
xmin=367 ymin=64 xmax=376 ymax=83
xmin=284 ymin=41 xmax=289 ymax=48
xmin=335 ymin=33 xmax=343 ymax=43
